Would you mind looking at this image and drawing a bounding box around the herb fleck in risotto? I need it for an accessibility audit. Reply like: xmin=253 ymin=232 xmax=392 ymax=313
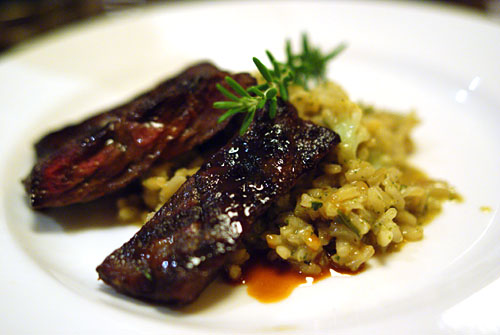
xmin=118 ymin=80 xmax=459 ymax=279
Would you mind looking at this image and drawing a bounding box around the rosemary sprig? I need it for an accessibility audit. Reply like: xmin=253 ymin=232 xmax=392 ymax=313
xmin=213 ymin=52 xmax=291 ymax=135
xmin=287 ymin=34 xmax=347 ymax=89
xmin=214 ymin=35 xmax=346 ymax=134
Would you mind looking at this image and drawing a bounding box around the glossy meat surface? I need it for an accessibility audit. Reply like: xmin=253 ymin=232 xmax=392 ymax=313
xmin=24 ymin=63 xmax=256 ymax=209
xmin=96 ymin=99 xmax=340 ymax=305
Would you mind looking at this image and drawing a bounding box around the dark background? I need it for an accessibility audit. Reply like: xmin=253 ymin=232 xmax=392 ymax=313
xmin=0 ymin=0 xmax=497 ymax=53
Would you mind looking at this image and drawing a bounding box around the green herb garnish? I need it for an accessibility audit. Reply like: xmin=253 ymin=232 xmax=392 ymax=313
xmin=311 ymin=201 xmax=323 ymax=211
xmin=286 ymin=34 xmax=347 ymax=89
xmin=336 ymin=210 xmax=360 ymax=237
xmin=134 ymin=266 xmax=152 ymax=281
xmin=213 ymin=53 xmax=292 ymax=135
xmin=213 ymin=34 xmax=346 ymax=135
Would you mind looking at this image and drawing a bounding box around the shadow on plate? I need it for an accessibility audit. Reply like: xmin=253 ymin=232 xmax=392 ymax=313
xmin=30 ymin=193 xmax=139 ymax=233
xmin=97 ymin=276 xmax=239 ymax=315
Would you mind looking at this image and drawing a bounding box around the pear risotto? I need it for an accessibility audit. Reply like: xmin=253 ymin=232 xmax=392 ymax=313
xmin=117 ymin=81 xmax=459 ymax=278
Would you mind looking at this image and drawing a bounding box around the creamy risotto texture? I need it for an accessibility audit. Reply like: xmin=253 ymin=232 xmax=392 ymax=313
xmin=118 ymin=81 xmax=459 ymax=278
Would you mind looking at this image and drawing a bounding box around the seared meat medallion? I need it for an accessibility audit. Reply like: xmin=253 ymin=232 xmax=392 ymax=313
xmin=24 ymin=63 xmax=255 ymax=208
xmin=97 ymin=99 xmax=340 ymax=305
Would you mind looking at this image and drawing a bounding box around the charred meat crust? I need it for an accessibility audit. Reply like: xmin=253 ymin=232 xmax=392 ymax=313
xmin=23 ymin=63 xmax=256 ymax=209
xmin=96 ymin=99 xmax=340 ymax=305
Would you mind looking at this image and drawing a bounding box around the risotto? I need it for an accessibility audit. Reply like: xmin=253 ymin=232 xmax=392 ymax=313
xmin=117 ymin=80 xmax=459 ymax=279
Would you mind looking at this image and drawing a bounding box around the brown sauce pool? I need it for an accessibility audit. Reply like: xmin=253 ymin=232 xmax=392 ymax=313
xmin=235 ymin=257 xmax=361 ymax=303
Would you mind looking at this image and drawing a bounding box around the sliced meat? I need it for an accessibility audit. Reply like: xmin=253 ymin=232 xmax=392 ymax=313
xmin=24 ymin=63 xmax=256 ymax=209
xmin=96 ymin=99 xmax=340 ymax=305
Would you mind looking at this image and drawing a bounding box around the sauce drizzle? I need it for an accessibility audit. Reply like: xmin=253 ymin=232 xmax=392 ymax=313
xmin=239 ymin=257 xmax=359 ymax=303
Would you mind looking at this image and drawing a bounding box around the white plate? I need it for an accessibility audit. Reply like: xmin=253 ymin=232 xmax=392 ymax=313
xmin=1 ymin=1 xmax=500 ymax=334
